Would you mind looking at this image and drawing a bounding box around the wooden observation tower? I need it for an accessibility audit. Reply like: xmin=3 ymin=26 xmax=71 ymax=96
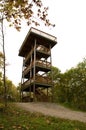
xmin=19 ymin=27 xmax=57 ymax=102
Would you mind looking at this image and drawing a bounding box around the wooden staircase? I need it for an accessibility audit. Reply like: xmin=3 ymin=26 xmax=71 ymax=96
xmin=35 ymin=88 xmax=51 ymax=102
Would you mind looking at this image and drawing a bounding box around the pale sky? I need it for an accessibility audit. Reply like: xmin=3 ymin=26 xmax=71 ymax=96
xmin=1 ymin=0 xmax=86 ymax=86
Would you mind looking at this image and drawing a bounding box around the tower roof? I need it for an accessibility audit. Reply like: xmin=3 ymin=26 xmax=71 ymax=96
xmin=19 ymin=27 xmax=57 ymax=57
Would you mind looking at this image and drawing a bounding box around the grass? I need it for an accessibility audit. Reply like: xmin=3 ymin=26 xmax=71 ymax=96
xmin=0 ymin=103 xmax=86 ymax=130
xmin=59 ymin=102 xmax=86 ymax=112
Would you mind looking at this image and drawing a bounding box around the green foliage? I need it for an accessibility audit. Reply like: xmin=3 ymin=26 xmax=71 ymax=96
xmin=6 ymin=79 xmax=20 ymax=102
xmin=53 ymin=58 xmax=86 ymax=111
xmin=0 ymin=103 xmax=4 ymax=112
xmin=0 ymin=72 xmax=20 ymax=102
xmin=0 ymin=103 xmax=86 ymax=130
xmin=0 ymin=52 xmax=20 ymax=102
xmin=52 ymin=66 xmax=61 ymax=82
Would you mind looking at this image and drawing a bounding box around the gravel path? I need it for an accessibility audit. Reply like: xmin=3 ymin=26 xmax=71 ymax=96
xmin=16 ymin=102 xmax=86 ymax=123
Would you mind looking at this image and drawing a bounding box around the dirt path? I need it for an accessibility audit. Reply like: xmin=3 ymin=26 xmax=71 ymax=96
xmin=16 ymin=102 xmax=86 ymax=123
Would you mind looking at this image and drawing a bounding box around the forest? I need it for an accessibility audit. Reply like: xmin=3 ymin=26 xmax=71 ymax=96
xmin=0 ymin=52 xmax=86 ymax=111
xmin=52 ymin=58 xmax=86 ymax=111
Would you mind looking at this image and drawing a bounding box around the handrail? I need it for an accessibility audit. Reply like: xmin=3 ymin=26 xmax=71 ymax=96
xmin=37 ymin=45 xmax=50 ymax=54
xmin=24 ymin=45 xmax=50 ymax=64
xmin=23 ymin=59 xmax=51 ymax=76
xmin=23 ymin=78 xmax=34 ymax=86
xmin=35 ymin=75 xmax=52 ymax=84
xmin=24 ymin=47 xmax=34 ymax=64
xmin=22 ymin=75 xmax=52 ymax=87
xmin=23 ymin=64 xmax=31 ymax=75
xmin=36 ymin=60 xmax=51 ymax=68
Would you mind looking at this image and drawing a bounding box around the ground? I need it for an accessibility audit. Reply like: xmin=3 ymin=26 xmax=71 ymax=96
xmin=16 ymin=102 xmax=86 ymax=123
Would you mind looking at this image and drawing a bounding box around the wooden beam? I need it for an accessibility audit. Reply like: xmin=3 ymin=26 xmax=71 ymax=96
xmin=33 ymin=39 xmax=36 ymax=101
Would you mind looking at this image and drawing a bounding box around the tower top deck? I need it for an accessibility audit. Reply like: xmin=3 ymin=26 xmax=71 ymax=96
xmin=19 ymin=27 xmax=57 ymax=57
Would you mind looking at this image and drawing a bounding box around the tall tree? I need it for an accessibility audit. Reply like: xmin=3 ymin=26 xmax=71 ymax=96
xmin=55 ymin=58 xmax=86 ymax=111
xmin=6 ymin=79 xmax=20 ymax=101
xmin=0 ymin=52 xmax=3 ymax=96
xmin=0 ymin=52 xmax=4 ymax=69
xmin=49 ymin=66 xmax=61 ymax=102
xmin=0 ymin=14 xmax=7 ymax=107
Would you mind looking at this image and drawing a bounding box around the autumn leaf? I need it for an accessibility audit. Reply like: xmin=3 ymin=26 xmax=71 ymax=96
xmin=0 ymin=0 xmax=55 ymax=30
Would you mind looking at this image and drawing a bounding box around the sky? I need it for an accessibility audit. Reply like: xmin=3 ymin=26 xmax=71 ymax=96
xmin=1 ymin=0 xmax=86 ymax=86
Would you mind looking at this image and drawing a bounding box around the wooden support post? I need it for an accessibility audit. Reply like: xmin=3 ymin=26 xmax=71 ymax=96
xmin=33 ymin=39 xmax=36 ymax=101
xmin=29 ymin=52 xmax=32 ymax=102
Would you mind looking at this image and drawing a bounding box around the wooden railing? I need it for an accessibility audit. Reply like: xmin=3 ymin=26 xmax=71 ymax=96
xmin=36 ymin=60 xmax=51 ymax=68
xmin=23 ymin=60 xmax=51 ymax=76
xmin=23 ymin=65 xmax=30 ymax=76
xmin=35 ymin=75 xmax=52 ymax=84
xmin=22 ymin=75 xmax=52 ymax=87
xmin=24 ymin=45 xmax=50 ymax=65
xmin=36 ymin=45 xmax=50 ymax=54
xmin=22 ymin=78 xmax=34 ymax=87
xmin=24 ymin=47 xmax=34 ymax=64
